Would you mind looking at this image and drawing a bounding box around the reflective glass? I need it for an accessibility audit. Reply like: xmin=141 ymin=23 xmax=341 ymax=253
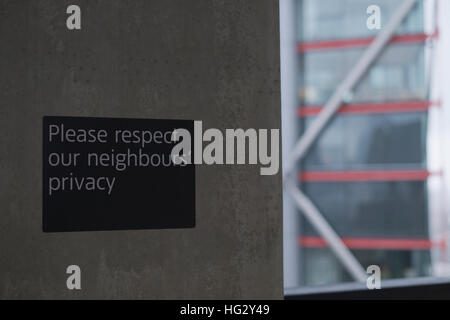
xmin=301 ymin=248 xmax=431 ymax=286
xmin=301 ymin=181 xmax=429 ymax=238
xmin=297 ymin=0 xmax=424 ymax=42
xmin=298 ymin=43 xmax=426 ymax=106
xmin=302 ymin=112 xmax=428 ymax=170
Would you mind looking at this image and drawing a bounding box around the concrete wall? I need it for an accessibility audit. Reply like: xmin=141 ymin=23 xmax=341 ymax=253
xmin=0 ymin=0 xmax=282 ymax=299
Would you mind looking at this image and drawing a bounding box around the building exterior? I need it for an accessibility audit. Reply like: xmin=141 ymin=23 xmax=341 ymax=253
xmin=283 ymin=0 xmax=448 ymax=287
xmin=0 ymin=0 xmax=283 ymax=299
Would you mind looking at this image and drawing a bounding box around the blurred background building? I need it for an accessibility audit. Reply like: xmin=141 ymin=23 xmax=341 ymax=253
xmin=282 ymin=0 xmax=450 ymax=290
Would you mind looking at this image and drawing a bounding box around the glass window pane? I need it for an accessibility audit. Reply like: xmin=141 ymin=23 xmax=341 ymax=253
xmin=302 ymin=113 xmax=427 ymax=170
xmin=301 ymin=181 xmax=429 ymax=238
xmin=297 ymin=0 xmax=424 ymax=42
xmin=298 ymin=43 xmax=426 ymax=106
xmin=301 ymin=248 xmax=431 ymax=286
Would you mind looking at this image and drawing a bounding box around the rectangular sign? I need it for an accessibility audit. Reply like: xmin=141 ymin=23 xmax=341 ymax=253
xmin=42 ymin=116 xmax=195 ymax=232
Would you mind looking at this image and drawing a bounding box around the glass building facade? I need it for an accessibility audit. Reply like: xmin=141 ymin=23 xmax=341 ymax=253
xmin=293 ymin=0 xmax=439 ymax=286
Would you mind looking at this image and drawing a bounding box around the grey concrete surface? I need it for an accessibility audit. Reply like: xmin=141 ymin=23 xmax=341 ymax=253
xmin=0 ymin=0 xmax=282 ymax=299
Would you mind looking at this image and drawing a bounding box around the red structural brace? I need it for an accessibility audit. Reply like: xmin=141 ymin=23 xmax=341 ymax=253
xmin=298 ymin=101 xmax=436 ymax=117
xmin=297 ymin=33 xmax=435 ymax=52
xmin=299 ymin=236 xmax=447 ymax=250
xmin=299 ymin=170 xmax=433 ymax=182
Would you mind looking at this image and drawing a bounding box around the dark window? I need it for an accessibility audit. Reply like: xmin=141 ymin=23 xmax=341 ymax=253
xmin=301 ymin=248 xmax=431 ymax=286
xmin=302 ymin=181 xmax=429 ymax=238
xmin=298 ymin=43 xmax=426 ymax=106
xmin=302 ymin=112 xmax=427 ymax=170
xmin=297 ymin=0 xmax=424 ymax=42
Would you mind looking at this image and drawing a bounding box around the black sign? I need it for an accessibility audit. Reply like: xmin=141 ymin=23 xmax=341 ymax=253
xmin=42 ymin=116 xmax=195 ymax=232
